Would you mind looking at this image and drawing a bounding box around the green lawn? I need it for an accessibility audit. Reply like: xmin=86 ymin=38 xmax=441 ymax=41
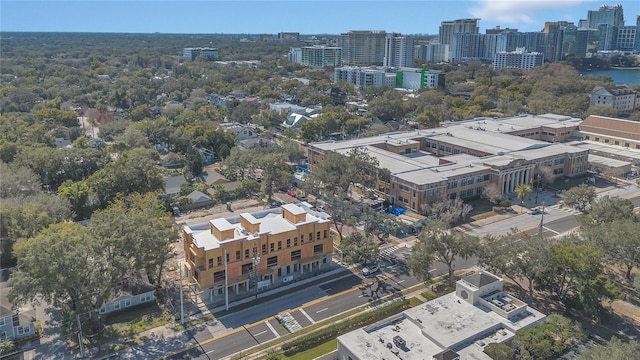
xmin=283 ymin=339 xmax=337 ymax=360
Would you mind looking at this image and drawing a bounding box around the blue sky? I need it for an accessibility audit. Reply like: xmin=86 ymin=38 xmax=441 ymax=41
xmin=1 ymin=1 xmax=638 ymax=35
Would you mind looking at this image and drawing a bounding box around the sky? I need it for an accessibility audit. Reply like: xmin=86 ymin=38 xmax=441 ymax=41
xmin=1 ymin=1 xmax=638 ymax=35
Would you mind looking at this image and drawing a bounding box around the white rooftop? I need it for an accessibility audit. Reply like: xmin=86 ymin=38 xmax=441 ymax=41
xmin=186 ymin=204 xmax=329 ymax=251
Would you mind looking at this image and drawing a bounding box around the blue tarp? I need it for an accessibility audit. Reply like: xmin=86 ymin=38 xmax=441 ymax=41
xmin=392 ymin=207 xmax=405 ymax=216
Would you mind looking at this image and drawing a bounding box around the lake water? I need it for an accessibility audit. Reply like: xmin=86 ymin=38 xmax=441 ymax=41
xmin=579 ymin=68 xmax=640 ymax=85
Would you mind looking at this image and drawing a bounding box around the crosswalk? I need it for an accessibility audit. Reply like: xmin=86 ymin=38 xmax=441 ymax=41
xmin=548 ymin=204 xmax=582 ymax=216
xmin=380 ymin=245 xmax=399 ymax=257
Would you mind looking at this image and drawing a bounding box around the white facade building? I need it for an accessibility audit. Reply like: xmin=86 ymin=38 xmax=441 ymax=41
xmin=384 ymin=33 xmax=414 ymax=68
xmin=493 ymin=48 xmax=544 ymax=70
xmin=301 ymin=46 xmax=342 ymax=67
xmin=288 ymin=47 xmax=302 ymax=64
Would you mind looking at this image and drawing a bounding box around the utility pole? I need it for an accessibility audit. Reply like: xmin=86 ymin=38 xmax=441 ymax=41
xmin=179 ymin=259 xmax=185 ymax=325
xmin=224 ymin=247 xmax=229 ymax=311
xmin=538 ymin=201 xmax=546 ymax=237
xmin=76 ymin=313 xmax=85 ymax=358
xmin=253 ymin=247 xmax=260 ymax=300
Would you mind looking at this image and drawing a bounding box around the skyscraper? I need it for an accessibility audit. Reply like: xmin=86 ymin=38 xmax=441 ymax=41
xmin=587 ymin=4 xmax=624 ymax=29
xmin=439 ymin=19 xmax=480 ymax=46
xmin=383 ymin=33 xmax=415 ymax=68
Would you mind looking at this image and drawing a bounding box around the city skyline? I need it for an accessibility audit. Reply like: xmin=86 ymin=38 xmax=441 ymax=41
xmin=1 ymin=1 xmax=638 ymax=36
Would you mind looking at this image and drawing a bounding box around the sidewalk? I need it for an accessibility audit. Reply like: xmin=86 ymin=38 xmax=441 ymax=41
xmin=81 ymin=265 xmax=353 ymax=360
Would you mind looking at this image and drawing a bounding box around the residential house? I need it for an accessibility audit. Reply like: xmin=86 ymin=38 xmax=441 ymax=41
xmin=163 ymin=175 xmax=187 ymax=200
xmin=0 ymin=313 xmax=35 ymax=341
xmin=182 ymin=203 xmax=333 ymax=303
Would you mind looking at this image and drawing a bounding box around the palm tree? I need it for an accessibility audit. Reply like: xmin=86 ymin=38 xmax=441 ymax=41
xmin=514 ymin=184 xmax=532 ymax=213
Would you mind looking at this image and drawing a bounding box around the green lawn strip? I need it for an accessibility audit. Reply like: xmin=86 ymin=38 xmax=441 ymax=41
xmin=283 ymin=339 xmax=337 ymax=360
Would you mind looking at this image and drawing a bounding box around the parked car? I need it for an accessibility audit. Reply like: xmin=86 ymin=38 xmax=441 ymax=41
xmin=297 ymin=193 xmax=307 ymax=201
xmin=287 ymin=190 xmax=297 ymax=197
xmin=268 ymin=200 xmax=283 ymax=208
xmin=362 ymin=264 xmax=380 ymax=276
xmin=528 ymin=207 xmax=542 ymax=215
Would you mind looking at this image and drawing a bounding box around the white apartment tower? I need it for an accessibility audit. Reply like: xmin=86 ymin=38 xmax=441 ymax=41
xmin=439 ymin=18 xmax=480 ymax=46
xmin=383 ymin=33 xmax=415 ymax=68
xmin=301 ymin=46 xmax=342 ymax=67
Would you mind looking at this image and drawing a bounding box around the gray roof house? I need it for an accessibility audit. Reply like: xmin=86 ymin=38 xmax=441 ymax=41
xmin=163 ymin=175 xmax=187 ymax=199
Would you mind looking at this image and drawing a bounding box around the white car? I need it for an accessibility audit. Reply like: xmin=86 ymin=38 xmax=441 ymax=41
xmin=362 ymin=264 xmax=380 ymax=276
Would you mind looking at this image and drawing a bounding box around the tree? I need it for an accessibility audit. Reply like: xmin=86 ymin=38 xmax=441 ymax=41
xmin=257 ymin=152 xmax=291 ymax=200
xmin=339 ymin=233 xmax=379 ymax=266
xmin=514 ymin=184 xmax=532 ymax=212
xmin=582 ymin=105 xmax=619 ymax=118
xmin=304 ymin=147 xmax=379 ymax=198
xmin=479 ymin=233 xmax=550 ymax=302
xmin=363 ymin=209 xmax=404 ymax=244
xmin=421 ymin=198 xmax=472 ymax=226
xmin=0 ymin=338 xmax=16 ymax=355
xmin=86 ymin=147 xmax=164 ymax=208
xmin=407 ymin=233 xmax=435 ymax=283
xmin=57 ymin=180 xmax=96 ymax=220
xmin=481 ymin=183 xmax=503 ymax=205
xmin=562 ymin=184 xmax=596 ymax=212
xmin=483 ymin=343 xmax=514 ymax=360
xmin=537 ymin=237 xmax=618 ymax=318
xmin=512 ymin=314 xmax=586 ymax=360
xmin=0 ymin=162 xmax=42 ymax=198
xmin=579 ymin=195 xmax=635 ymax=226
xmin=416 ymin=221 xmax=480 ymax=284
xmin=579 ymin=337 xmax=640 ymax=360
xmin=322 ymin=196 xmax=361 ymax=242
xmin=223 ymin=147 xmax=257 ymax=181
xmin=582 ymin=219 xmax=640 ymax=280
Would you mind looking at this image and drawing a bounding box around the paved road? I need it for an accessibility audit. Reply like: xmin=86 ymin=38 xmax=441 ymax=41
xmin=164 ymin=246 xmax=478 ymax=360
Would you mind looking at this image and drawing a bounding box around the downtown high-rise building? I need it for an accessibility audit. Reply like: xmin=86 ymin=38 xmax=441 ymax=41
xmin=439 ymin=19 xmax=480 ymax=46
xmin=383 ymin=33 xmax=415 ymax=67
xmin=300 ymin=46 xmax=342 ymax=67
xmin=338 ymin=30 xmax=387 ymax=66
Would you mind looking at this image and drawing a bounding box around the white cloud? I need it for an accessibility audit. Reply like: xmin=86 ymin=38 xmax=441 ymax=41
xmin=468 ymin=0 xmax=586 ymax=26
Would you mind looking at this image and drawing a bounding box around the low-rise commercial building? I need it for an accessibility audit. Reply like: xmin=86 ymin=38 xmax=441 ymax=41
xmin=182 ymin=203 xmax=333 ymax=303
xmin=183 ymin=47 xmax=218 ymax=61
xmin=308 ymin=114 xmax=587 ymax=212
xmin=337 ymin=271 xmax=545 ymax=360
xmin=579 ymin=115 xmax=640 ymax=150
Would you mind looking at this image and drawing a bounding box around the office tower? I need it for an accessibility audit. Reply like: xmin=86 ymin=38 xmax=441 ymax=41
xmin=543 ymin=21 xmax=573 ymax=62
xmin=587 ymin=4 xmax=624 ymax=29
xmin=338 ymin=30 xmax=387 ymax=66
xmin=383 ymin=33 xmax=415 ymax=68
xmin=301 ymin=46 xmax=342 ymax=67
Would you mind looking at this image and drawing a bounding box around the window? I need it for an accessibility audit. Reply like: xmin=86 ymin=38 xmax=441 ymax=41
xmin=614 ymin=141 xmax=620 ymax=145
xmin=624 ymin=143 xmax=630 ymax=147
xmin=323 ymin=230 xmax=327 ymax=238
xmin=125 ymin=298 xmax=131 ymax=308
xmin=286 ymin=239 xmax=291 ymax=248
xmin=114 ymin=302 xmax=121 ymax=311
xmin=235 ymin=250 xmax=241 ymax=261
xmin=262 ymin=244 xmax=267 ymax=254
xmin=313 ymin=244 xmax=324 ymax=255
xmin=99 ymin=307 xmax=106 ymax=314
xmin=270 ymin=243 xmax=275 ymax=252
xmin=448 ymin=180 xmax=458 ymax=189
xmin=278 ymin=241 xmax=282 ymax=250
xmin=294 ymin=237 xmax=298 ymax=246
xmin=301 ymin=234 xmax=304 ymax=244
xmin=309 ymin=232 xmax=313 ymax=242
xmin=243 ymin=249 xmax=249 ymax=259
xmin=226 ymin=252 xmax=229 ymax=263
xmin=208 ymin=258 xmax=213 ymax=269
xmin=554 ymin=158 xmax=565 ymax=165
xmin=242 ymin=263 xmax=253 ymax=275
xmin=291 ymin=250 xmax=301 ymax=261
xmin=214 ymin=270 xmax=225 ymax=282
xmin=317 ymin=231 xmax=321 ymax=240
xmin=140 ymin=292 xmax=153 ymax=303
xmin=267 ymin=256 xmax=278 ymax=267
xmin=217 ymin=256 xmax=222 ymax=266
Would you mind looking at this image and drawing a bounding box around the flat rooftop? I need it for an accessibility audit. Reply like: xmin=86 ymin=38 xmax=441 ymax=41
xmin=339 ymin=292 xmax=545 ymax=360
xmin=187 ymin=204 xmax=330 ymax=251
